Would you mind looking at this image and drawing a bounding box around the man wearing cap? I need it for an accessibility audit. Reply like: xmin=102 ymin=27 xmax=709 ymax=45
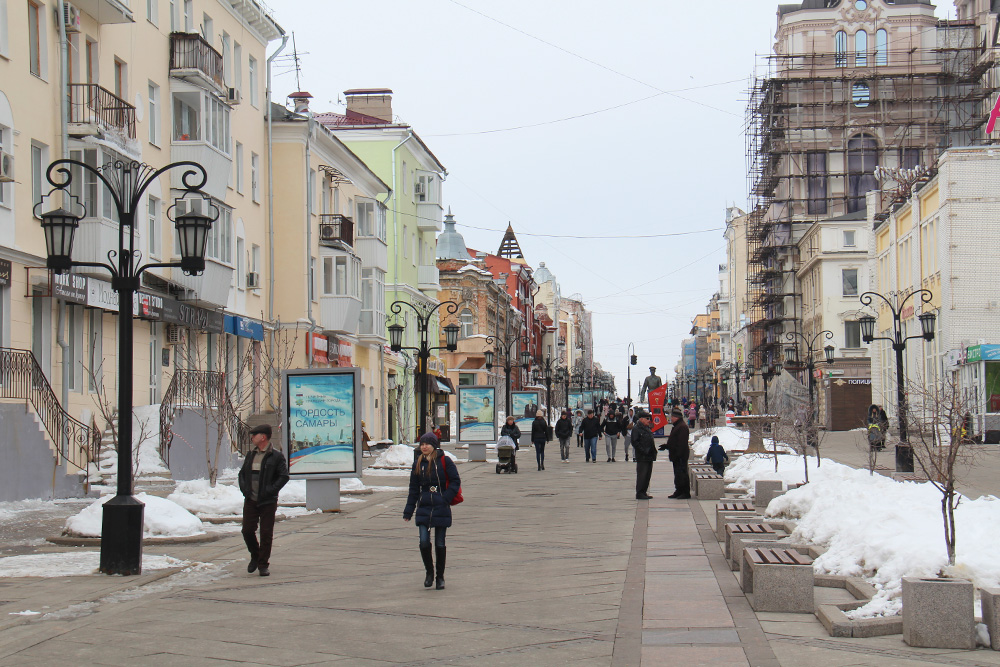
xmin=239 ymin=423 xmax=289 ymax=576
xmin=659 ymin=408 xmax=691 ymax=499
xmin=631 ymin=410 xmax=657 ymax=499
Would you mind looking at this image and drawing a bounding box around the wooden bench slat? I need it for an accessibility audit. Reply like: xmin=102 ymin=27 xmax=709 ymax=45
xmin=747 ymin=546 xmax=814 ymax=566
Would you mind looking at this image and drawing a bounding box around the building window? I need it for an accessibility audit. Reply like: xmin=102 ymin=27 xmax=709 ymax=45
xmin=147 ymin=195 xmax=160 ymax=258
xmin=146 ymin=0 xmax=158 ymax=25
xmin=0 ymin=126 xmax=9 ymax=206
xmin=844 ymin=230 xmax=856 ymax=247
xmin=835 ymin=31 xmax=848 ymax=67
xmin=148 ymin=82 xmax=160 ymax=145
xmin=460 ymin=309 xmax=474 ymax=338
xmin=459 ymin=373 xmax=476 ymax=386
xmin=114 ymin=59 xmax=127 ymax=99
xmin=250 ymin=152 xmax=259 ymax=202
xmin=236 ymin=236 xmax=245 ymax=289
xmin=402 ymin=226 xmax=408 ymax=257
xmin=356 ymin=199 xmax=375 ymax=236
xmin=852 ymin=81 xmax=870 ymax=108
xmin=85 ymin=39 xmax=97 ymax=85
xmin=847 ymin=134 xmax=878 ymax=213
xmin=876 ymin=29 xmax=888 ymax=66
xmin=171 ymin=91 xmax=230 ymax=153
xmin=182 ymin=0 xmax=192 ymax=31
xmin=27 ymin=1 xmax=41 ymax=76
xmin=900 ymin=147 xmax=920 ymax=170
xmin=855 ymin=30 xmax=868 ymax=67
xmin=205 ymin=204 xmax=232 ymax=263
xmin=169 ymin=0 xmax=177 ymax=30
xmin=842 ymin=268 xmax=859 ymax=296
xmin=845 ymin=321 xmax=862 ymax=348
xmin=235 ymin=142 xmax=243 ymax=193
xmin=310 ymin=257 xmax=317 ymax=302
xmin=807 ymin=151 xmax=827 ymax=215
xmin=0 ymin=0 xmax=9 ymax=58
xmin=248 ymin=56 xmax=258 ymax=107
xmin=31 ymin=142 xmax=45 ymax=211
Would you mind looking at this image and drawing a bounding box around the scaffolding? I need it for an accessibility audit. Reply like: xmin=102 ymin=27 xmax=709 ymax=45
xmin=745 ymin=21 xmax=999 ymax=364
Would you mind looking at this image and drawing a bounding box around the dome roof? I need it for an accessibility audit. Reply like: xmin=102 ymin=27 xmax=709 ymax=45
xmin=437 ymin=208 xmax=469 ymax=260
xmin=534 ymin=261 xmax=555 ymax=284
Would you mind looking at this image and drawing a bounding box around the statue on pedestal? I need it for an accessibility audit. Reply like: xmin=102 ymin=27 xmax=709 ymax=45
xmin=639 ymin=366 xmax=662 ymax=403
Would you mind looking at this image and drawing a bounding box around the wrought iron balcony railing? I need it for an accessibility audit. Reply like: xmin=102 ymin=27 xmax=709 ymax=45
xmin=169 ymin=32 xmax=225 ymax=90
xmin=319 ymin=214 xmax=354 ymax=247
xmin=68 ymin=83 xmax=137 ymax=139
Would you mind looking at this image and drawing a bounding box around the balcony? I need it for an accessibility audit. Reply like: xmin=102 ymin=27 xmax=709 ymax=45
xmin=320 ymin=295 xmax=361 ymax=335
xmin=74 ymin=0 xmax=132 ymax=24
xmin=354 ymin=235 xmax=388 ymax=271
xmin=170 ymin=140 xmax=231 ymax=200
xmin=171 ymin=259 xmax=233 ymax=309
xmin=68 ymin=84 xmax=136 ymax=139
xmin=416 ymin=201 xmax=443 ymax=232
xmin=319 ymin=215 xmax=354 ymax=248
xmin=417 ymin=264 xmax=440 ymax=291
xmin=72 ymin=217 xmax=140 ymax=279
xmin=170 ymin=33 xmax=226 ymax=92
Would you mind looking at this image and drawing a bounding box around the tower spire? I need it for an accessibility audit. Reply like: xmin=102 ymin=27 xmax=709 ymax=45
xmin=497 ymin=223 xmax=524 ymax=260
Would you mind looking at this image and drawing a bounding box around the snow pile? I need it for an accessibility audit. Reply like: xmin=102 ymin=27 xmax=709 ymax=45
xmin=373 ymin=444 xmax=416 ymax=468
xmin=691 ymin=427 xmax=751 ymax=457
xmin=762 ymin=463 xmax=1000 ymax=618
xmin=167 ymin=480 xmax=244 ymax=516
xmin=64 ymin=493 xmax=205 ymax=538
xmin=280 ymin=480 xmax=306 ymax=503
xmin=723 ymin=453 xmax=824 ymax=495
xmin=0 ymin=552 xmax=186 ymax=578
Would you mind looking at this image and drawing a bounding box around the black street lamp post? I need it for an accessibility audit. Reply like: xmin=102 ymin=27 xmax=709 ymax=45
xmin=534 ymin=343 xmax=564 ymax=420
xmin=747 ymin=360 xmax=782 ymax=414
xmin=626 ymin=343 xmax=637 ymax=405
xmin=37 ymin=158 xmax=218 ymax=575
xmin=387 ymin=301 xmax=460 ymax=440
xmin=858 ymin=290 xmax=936 ymax=472
xmin=785 ymin=330 xmax=836 ymax=448
xmin=484 ymin=332 xmax=531 ymax=418
xmin=724 ymin=360 xmax=748 ymax=409
xmin=559 ymin=367 xmax=571 ymax=414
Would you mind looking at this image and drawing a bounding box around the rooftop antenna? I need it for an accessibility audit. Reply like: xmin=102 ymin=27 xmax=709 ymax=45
xmin=292 ymin=32 xmax=303 ymax=92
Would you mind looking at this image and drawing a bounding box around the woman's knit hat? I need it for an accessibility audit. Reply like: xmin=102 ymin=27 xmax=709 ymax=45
xmin=418 ymin=432 xmax=440 ymax=449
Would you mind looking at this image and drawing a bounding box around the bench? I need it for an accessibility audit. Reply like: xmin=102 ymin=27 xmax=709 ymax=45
xmin=725 ymin=522 xmax=783 ymax=570
xmin=694 ymin=473 xmax=726 ymax=500
xmin=688 ymin=464 xmax=715 ymax=486
xmin=714 ymin=501 xmax=758 ymax=541
xmin=892 ymin=472 xmax=929 ymax=483
xmin=741 ymin=546 xmax=814 ymax=613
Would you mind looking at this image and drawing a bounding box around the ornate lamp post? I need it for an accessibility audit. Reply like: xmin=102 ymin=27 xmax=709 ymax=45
xmin=858 ymin=289 xmax=936 ymax=472
xmin=387 ymin=300 xmax=460 ymax=440
xmin=626 ymin=343 xmax=637 ymax=405
xmin=36 ymin=158 xmax=217 ymax=575
xmin=723 ymin=360 xmax=748 ymax=409
xmin=484 ymin=332 xmax=531 ymax=418
xmin=559 ymin=367 xmax=571 ymax=414
xmin=785 ymin=330 xmax=836 ymax=448
xmin=747 ymin=359 xmax=782 ymax=414
xmin=534 ymin=342 xmax=565 ymax=420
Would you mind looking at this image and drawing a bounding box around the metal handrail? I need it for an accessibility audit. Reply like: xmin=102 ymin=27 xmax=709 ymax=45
xmin=169 ymin=32 xmax=226 ymax=90
xmin=0 ymin=348 xmax=91 ymax=473
xmin=319 ymin=214 xmax=354 ymax=247
xmin=159 ymin=369 xmax=251 ymax=464
xmin=68 ymin=83 xmax=137 ymax=139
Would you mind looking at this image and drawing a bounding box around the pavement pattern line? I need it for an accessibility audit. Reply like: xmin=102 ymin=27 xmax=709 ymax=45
xmin=768 ymin=635 xmax=1000 ymax=667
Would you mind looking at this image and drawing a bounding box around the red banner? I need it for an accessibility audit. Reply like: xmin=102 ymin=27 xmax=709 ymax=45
xmin=648 ymin=385 xmax=668 ymax=433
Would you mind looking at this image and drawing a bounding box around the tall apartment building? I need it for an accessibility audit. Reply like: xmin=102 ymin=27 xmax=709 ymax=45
xmin=745 ymin=0 xmax=998 ymax=416
xmin=0 ymin=0 xmax=283 ymax=497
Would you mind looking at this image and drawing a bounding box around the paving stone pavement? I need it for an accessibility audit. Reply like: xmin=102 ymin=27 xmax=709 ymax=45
xmin=1 ymin=444 xmax=1000 ymax=665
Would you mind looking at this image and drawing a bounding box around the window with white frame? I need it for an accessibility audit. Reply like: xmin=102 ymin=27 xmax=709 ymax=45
xmin=248 ymin=56 xmax=258 ymax=107
xmin=250 ymin=152 xmax=259 ymax=202
xmin=28 ymin=1 xmax=44 ymax=78
xmin=68 ymin=147 xmax=124 ymax=222
xmin=0 ymin=125 xmax=9 ymax=206
xmin=146 ymin=0 xmax=158 ymax=25
xmin=402 ymin=226 xmax=408 ymax=257
xmin=845 ymin=321 xmax=862 ymax=348
xmin=251 ymin=243 xmax=260 ymax=279
xmin=876 ymin=29 xmax=888 ymax=66
xmin=235 ymin=141 xmax=243 ymax=193
xmin=361 ymin=268 xmax=374 ymax=333
xmin=172 ymin=91 xmax=230 ymax=153
xmin=147 ymin=195 xmax=160 ymax=258
xmin=844 ymin=230 xmax=856 ymax=247
xmin=310 ymin=257 xmax=316 ymax=301
xmin=835 ymin=31 xmax=847 ymax=67
xmin=148 ymin=81 xmax=160 ymax=145
xmin=356 ymin=199 xmax=375 ymax=236
xmin=182 ymin=0 xmax=192 ymax=31
xmin=416 ymin=172 xmax=436 ymax=203
xmin=842 ymin=268 xmax=859 ymax=296
xmin=169 ymin=0 xmax=176 ymax=30
xmin=236 ymin=236 xmax=245 ymax=288
xmin=377 ymin=202 xmax=387 ymax=241
xmin=855 ymin=30 xmax=868 ymax=67
xmin=460 ymin=309 xmax=474 ymax=338
xmin=222 ymin=32 xmax=231 ymax=86
xmin=203 ymin=203 xmax=232 ymax=263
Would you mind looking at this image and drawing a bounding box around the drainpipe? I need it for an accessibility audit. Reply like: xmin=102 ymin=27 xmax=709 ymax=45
xmin=265 ymin=35 xmax=288 ymax=409
xmin=304 ymin=107 xmax=317 ymax=368
xmin=390 ymin=131 xmax=413 ymax=432
xmin=59 ymin=0 xmax=68 ymax=161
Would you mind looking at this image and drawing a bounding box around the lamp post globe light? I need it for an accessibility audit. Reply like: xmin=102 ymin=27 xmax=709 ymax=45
xmin=484 ymin=331 xmax=531 ymax=419
xmin=784 ymin=330 xmax=836 ymax=449
xmin=36 ymin=158 xmax=218 ymax=576
xmin=387 ymin=300 xmax=460 ymax=440
xmin=858 ymin=289 xmax=936 ymax=472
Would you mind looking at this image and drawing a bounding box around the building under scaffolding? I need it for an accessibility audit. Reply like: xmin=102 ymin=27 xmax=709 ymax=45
xmin=745 ymin=0 xmax=1000 ymax=369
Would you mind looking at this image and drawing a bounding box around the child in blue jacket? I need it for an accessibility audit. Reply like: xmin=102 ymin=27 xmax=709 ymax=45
xmin=704 ymin=435 xmax=729 ymax=475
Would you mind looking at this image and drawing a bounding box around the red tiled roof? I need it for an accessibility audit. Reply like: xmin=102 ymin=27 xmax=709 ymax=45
xmin=314 ymin=110 xmax=403 ymax=128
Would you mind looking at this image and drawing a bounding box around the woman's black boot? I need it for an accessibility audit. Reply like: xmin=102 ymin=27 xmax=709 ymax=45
xmin=420 ymin=544 xmax=434 ymax=587
xmin=435 ymin=546 xmax=446 ymax=589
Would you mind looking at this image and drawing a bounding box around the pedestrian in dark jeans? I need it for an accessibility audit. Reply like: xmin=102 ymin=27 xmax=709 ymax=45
xmin=631 ymin=411 xmax=657 ymax=499
xmin=704 ymin=435 xmax=729 ymax=476
xmin=238 ymin=424 xmax=289 ymax=577
xmin=531 ymin=410 xmax=550 ymax=470
xmin=578 ymin=409 xmax=602 ymax=463
xmin=554 ymin=410 xmax=574 ymax=462
xmin=658 ymin=408 xmax=690 ymax=499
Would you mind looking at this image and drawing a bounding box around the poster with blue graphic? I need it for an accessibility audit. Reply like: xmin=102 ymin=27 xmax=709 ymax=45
xmin=568 ymin=392 xmax=585 ymax=412
xmin=512 ymin=391 xmax=540 ymax=431
xmin=457 ymin=386 xmax=496 ymax=442
xmin=584 ymin=391 xmax=595 ymax=409
xmin=282 ymin=368 xmax=361 ymax=477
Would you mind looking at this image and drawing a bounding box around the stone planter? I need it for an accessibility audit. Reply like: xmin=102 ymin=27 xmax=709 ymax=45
xmin=467 ymin=443 xmax=487 ymax=462
xmin=901 ymin=577 xmax=975 ymax=649
xmin=981 ymin=588 xmax=1000 ymax=650
xmin=754 ymin=480 xmax=783 ymax=508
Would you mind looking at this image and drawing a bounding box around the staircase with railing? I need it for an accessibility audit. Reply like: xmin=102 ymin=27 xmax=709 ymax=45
xmin=159 ymin=369 xmax=251 ymax=465
xmin=0 ymin=348 xmax=92 ymax=474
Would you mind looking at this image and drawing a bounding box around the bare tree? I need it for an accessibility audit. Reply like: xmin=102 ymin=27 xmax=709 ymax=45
xmin=85 ymin=361 xmax=156 ymax=483
xmin=905 ymin=373 xmax=978 ymax=567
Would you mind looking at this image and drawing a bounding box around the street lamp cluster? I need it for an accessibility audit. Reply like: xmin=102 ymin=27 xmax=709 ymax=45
xmin=484 ymin=332 xmax=531 ymax=417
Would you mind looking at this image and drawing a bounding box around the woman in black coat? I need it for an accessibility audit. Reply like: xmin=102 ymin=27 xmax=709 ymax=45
xmin=403 ymin=432 xmax=460 ymax=590
xmin=500 ymin=415 xmax=521 ymax=449
xmin=531 ymin=410 xmax=549 ymax=470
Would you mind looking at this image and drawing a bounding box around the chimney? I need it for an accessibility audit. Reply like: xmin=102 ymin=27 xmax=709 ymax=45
xmin=288 ymin=91 xmax=313 ymax=114
xmin=343 ymin=88 xmax=394 ymax=123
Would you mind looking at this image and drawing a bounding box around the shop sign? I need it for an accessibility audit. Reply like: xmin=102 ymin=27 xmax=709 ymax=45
xmin=900 ymin=305 xmax=914 ymax=320
xmin=0 ymin=259 xmax=11 ymax=286
xmin=162 ymin=299 xmax=224 ymax=334
xmin=969 ymin=344 xmax=1000 ymax=363
xmin=86 ymin=278 xmax=119 ymax=312
xmin=338 ymin=341 xmax=353 ymax=367
xmin=52 ymin=273 xmax=87 ymax=304
xmin=310 ymin=333 xmax=329 ymax=365
xmin=223 ymin=314 xmax=264 ymax=340
xmin=133 ymin=292 xmax=164 ymax=320
xmin=967 ymin=345 xmax=982 ymax=364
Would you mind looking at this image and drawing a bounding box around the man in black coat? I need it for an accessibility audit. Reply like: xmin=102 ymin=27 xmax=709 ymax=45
xmin=659 ymin=408 xmax=691 ymax=499
xmin=578 ymin=409 xmax=603 ymax=463
xmin=238 ymin=424 xmax=289 ymax=576
xmin=631 ymin=411 xmax=657 ymax=500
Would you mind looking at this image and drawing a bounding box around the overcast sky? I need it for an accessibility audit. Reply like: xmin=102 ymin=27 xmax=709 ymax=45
xmin=269 ymin=0 xmax=955 ymax=396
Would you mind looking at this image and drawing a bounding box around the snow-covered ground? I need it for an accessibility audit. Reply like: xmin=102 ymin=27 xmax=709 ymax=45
xmin=0 ymin=552 xmax=187 ymax=578
xmin=64 ymin=493 xmax=205 ymax=538
xmin=727 ymin=453 xmax=1000 ymax=618
xmin=690 ymin=426 xmax=795 ymax=458
xmin=372 ymin=444 xmax=457 ymax=468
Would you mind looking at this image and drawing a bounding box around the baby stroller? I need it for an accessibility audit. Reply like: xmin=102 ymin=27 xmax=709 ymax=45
xmin=496 ymin=435 xmax=518 ymax=474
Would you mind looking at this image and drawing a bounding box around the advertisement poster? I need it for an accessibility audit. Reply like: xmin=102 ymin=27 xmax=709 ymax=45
xmin=458 ymin=386 xmax=497 ymax=442
xmin=511 ymin=391 xmax=540 ymax=431
xmin=568 ymin=392 xmax=585 ymax=412
xmin=282 ymin=368 xmax=361 ymax=477
xmin=583 ymin=391 xmax=595 ymax=409
xmin=647 ymin=385 xmax=668 ymax=436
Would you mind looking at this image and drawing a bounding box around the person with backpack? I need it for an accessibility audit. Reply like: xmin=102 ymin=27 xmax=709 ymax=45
xmin=403 ymin=432 xmax=461 ymax=590
xmin=704 ymin=435 xmax=729 ymax=475
xmin=531 ymin=410 xmax=550 ymax=470
xmin=554 ymin=410 xmax=574 ymax=463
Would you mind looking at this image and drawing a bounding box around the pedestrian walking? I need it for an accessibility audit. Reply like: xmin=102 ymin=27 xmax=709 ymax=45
xmin=238 ymin=424 xmax=289 ymax=577
xmin=579 ymin=409 xmax=602 ymax=463
xmin=698 ymin=404 xmax=707 ymax=429
xmin=531 ymin=410 xmax=549 ymax=470
xmin=554 ymin=410 xmax=573 ymax=463
xmin=500 ymin=415 xmax=521 ymax=450
xmin=622 ymin=408 xmax=635 ymax=461
xmin=403 ymin=432 xmax=460 ymax=590
xmin=704 ymin=435 xmax=729 ymax=476
xmin=601 ymin=406 xmax=621 ymax=462
xmin=687 ymin=402 xmax=697 ymax=429
xmin=573 ymin=410 xmax=584 ymax=447
xmin=658 ymin=408 xmax=691 ymax=499
xmin=632 ymin=411 xmax=657 ymax=499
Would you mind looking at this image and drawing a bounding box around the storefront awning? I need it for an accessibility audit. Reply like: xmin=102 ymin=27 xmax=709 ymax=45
xmin=426 ymin=375 xmax=455 ymax=395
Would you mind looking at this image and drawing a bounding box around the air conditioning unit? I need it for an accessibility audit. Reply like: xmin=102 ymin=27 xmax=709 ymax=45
xmin=414 ymin=181 xmax=425 ymax=196
xmin=319 ymin=224 xmax=338 ymax=240
xmin=165 ymin=324 xmax=184 ymax=345
xmin=226 ymin=87 xmax=241 ymax=105
xmin=62 ymin=3 xmax=81 ymax=32
xmin=0 ymin=150 xmax=13 ymax=183
xmin=246 ymin=271 xmax=260 ymax=289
